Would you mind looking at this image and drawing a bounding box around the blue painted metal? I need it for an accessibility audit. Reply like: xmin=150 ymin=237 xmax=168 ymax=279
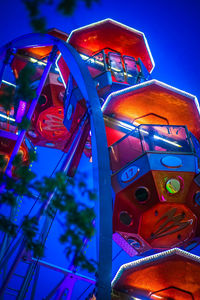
xmin=161 ymin=155 xmax=182 ymax=168
xmin=0 ymin=130 xmax=18 ymax=140
xmin=111 ymin=152 xmax=198 ymax=194
xmin=58 ymin=39 xmax=112 ymax=300
xmin=0 ymin=47 xmax=12 ymax=85
xmin=0 ymin=115 xmax=93 ymax=298
xmin=31 ymin=257 xmax=96 ymax=283
xmin=3 ymin=46 xmax=58 ymax=177
xmin=194 ymin=192 xmax=200 ymax=206
xmin=0 ymin=33 xmax=112 ymax=299
xmin=0 ymin=240 xmax=26 ymax=296
xmin=138 ymin=57 xmax=152 ymax=82
xmin=4 ymin=120 xmax=89 ymax=299
xmin=63 ymin=73 xmax=74 ymax=130
xmin=147 ymin=153 xmax=197 ymax=173
xmin=111 ymin=154 xmax=150 ymax=194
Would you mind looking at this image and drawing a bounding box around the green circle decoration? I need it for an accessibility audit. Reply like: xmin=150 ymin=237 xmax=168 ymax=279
xmin=166 ymin=178 xmax=181 ymax=194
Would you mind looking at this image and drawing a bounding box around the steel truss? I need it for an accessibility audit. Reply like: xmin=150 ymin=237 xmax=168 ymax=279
xmin=0 ymin=33 xmax=112 ymax=300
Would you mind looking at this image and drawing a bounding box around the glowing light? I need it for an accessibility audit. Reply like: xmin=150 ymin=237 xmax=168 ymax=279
xmin=112 ymin=248 xmax=200 ymax=288
xmin=153 ymin=135 xmax=182 ymax=148
xmin=80 ymin=53 xmax=89 ymax=60
xmin=104 ymin=116 xmax=182 ymax=149
xmin=67 ymin=18 xmax=155 ymax=72
xmin=15 ymin=100 xmax=26 ymax=123
xmin=143 ymin=35 xmax=155 ymax=73
xmin=2 ymin=80 xmax=16 ymax=87
xmin=150 ymin=295 xmax=164 ymax=299
xmin=161 ymin=195 xmax=166 ymax=202
xmin=55 ymin=53 xmax=66 ymax=88
xmin=102 ymin=79 xmax=198 ymax=112
xmin=84 ymin=52 xmax=137 ymax=78
xmin=0 ymin=113 xmax=15 ymax=122
xmin=29 ymin=58 xmax=37 ymax=63
xmin=29 ymin=57 xmax=46 ymax=66
xmin=111 ymin=118 xmax=137 ymax=131
xmin=87 ymin=57 xmax=105 ymax=67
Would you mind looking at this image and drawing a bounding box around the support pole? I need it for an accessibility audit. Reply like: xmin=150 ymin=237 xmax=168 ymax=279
xmin=0 ymin=45 xmax=58 ymax=296
xmin=0 ymin=35 xmax=112 ymax=299
xmin=35 ymin=116 xmax=87 ymax=219
xmin=0 ymin=118 xmax=88 ymax=296
xmin=4 ymin=46 xmax=57 ymax=177
xmin=29 ymin=119 xmax=88 ymax=299
xmin=0 ymin=47 xmax=12 ymax=85
xmin=0 ymin=241 xmax=26 ymax=296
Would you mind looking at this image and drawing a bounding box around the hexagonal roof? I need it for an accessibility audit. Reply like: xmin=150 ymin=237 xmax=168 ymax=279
xmin=112 ymin=248 xmax=200 ymax=298
xmin=47 ymin=28 xmax=68 ymax=41
xmin=102 ymin=80 xmax=200 ymax=140
xmin=13 ymin=29 xmax=68 ymax=61
xmin=68 ymin=19 xmax=154 ymax=73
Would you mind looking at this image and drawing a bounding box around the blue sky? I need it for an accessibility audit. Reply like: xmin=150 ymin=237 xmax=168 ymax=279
xmin=1 ymin=0 xmax=200 ymax=100
xmin=0 ymin=0 xmax=200 ymax=298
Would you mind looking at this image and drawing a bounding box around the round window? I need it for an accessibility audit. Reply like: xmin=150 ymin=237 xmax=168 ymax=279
xmin=166 ymin=178 xmax=181 ymax=194
xmin=135 ymin=187 xmax=149 ymax=203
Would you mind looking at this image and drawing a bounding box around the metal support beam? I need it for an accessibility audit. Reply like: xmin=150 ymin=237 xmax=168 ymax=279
xmin=45 ymin=219 xmax=95 ymax=300
xmin=29 ymin=257 xmax=95 ymax=284
xmin=4 ymin=46 xmax=58 ymax=177
xmin=0 ymin=34 xmax=113 ymax=299
xmin=0 ymin=241 xmax=26 ymax=296
xmin=0 ymin=117 xmax=88 ymax=297
xmin=0 ymin=47 xmax=12 ymax=85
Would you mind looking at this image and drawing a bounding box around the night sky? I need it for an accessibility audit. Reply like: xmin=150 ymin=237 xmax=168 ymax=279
xmin=0 ymin=0 xmax=200 ymax=299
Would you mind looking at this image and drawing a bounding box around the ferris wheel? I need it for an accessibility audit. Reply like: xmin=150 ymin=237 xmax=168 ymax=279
xmin=0 ymin=19 xmax=200 ymax=300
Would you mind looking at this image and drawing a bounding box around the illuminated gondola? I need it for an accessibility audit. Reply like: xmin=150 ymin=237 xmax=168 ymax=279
xmin=0 ymin=18 xmax=200 ymax=299
xmin=111 ymin=248 xmax=200 ymax=299
xmin=102 ymin=79 xmax=200 ymax=255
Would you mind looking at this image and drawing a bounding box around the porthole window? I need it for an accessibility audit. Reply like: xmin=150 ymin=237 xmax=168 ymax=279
xmin=119 ymin=211 xmax=132 ymax=226
xmin=135 ymin=187 xmax=149 ymax=203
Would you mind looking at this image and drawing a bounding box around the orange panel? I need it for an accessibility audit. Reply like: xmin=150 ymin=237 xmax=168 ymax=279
xmin=152 ymin=170 xmax=195 ymax=204
xmin=36 ymin=106 xmax=68 ymax=141
xmin=124 ymin=259 xmax=199 ymax=298
xmin=0 ymin=138 xmax=30 ymax=177
xmin=68 ymin=19 xmax=153 ymax=72
xmin=47 ymin=28 xmax=68 ymax=41
xmin=139 ymin=203 xmax=197 ymax=248
xmin=184 ymin=180 xmax=200 ymax=247
xmin=113 ymin=171 xmax=158 ymax=236
xmin=113 ymin=168 xmax=200 ymax=251
xmin=17 ymin=46 xmax=54 ymax=60
xmin=103 ymin=81 xmax=200 ymax=140
xmin=112 ymin=250 xmax=200 ymax=299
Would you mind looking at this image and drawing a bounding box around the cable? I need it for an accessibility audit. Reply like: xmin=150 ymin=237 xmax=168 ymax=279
xmin=112 ymin=249 xmax=123 ymax=261
xmin=76 ymin=283 xmax=93 ymax=300
xmin=0 ymin=150 xmax=65 ymax=257
xmin=49 ymin=151 xmax=66 ymax=178
xmin=27 ymin=150 xmax=66 ymax=215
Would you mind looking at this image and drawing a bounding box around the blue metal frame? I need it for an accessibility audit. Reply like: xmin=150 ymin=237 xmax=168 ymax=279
xmin=0 ymin=33 xmax=112 ymax=300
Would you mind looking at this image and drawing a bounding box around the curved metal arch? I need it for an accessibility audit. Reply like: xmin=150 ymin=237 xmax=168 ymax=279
xmin=0 ymin=34 xmax=112 ymax=299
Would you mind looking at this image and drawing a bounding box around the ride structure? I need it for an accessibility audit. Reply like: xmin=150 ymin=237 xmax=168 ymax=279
xmin=0 ymin=19 xmax=200 ymax=299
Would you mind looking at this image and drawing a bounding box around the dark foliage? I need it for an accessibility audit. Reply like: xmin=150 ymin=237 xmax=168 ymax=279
xmin=0 ymin=85 xmax=15 ymax=112
xmin=15 ymin=63 xmax=37 ymax=102
xmin=1 ymin=158 xmax=96 ymax=272
xmin=0 ymin=33 xmax=97 ymax=274
xmin=22 ymin=0 xmax=99 ymax=32
xmin=0 ymin=214 xmax=18 ymax=236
